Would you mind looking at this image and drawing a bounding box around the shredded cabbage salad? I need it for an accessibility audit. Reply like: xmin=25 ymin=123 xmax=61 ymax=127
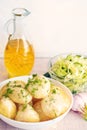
xmin=49 ymin=54 xmax=87 ymax=94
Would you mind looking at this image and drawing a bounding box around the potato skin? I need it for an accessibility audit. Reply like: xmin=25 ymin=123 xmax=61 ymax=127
xmin=15 ymin=104 xmax=40 ymax=122
xmin=9 ymin=87 xmax=32 ymax=104
xmin=0 ymin=97 xmax=17 ymax=119
xmin=27 ymin=75 xmax=50 ymax=99
xmin=34 ymin=101 xmax=50 ymax=121
xmin=41 ymin=84 xmax=71 ymax=118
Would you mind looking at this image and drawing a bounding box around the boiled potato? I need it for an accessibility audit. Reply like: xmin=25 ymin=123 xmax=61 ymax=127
xmin=15 ymin=104 xmax=40 ymax=122
xmin=27 ymin=75 xmax=50 ymax=99
xmin=8 ymin=87 xmax=32 ymax=104
xmin=34 ymin=101 xmax=50 ymax=121
xmin=0 ymin=80 xmax=26 ymax=98
xmin=0 ymin=97 xmax=17 ymax=119
xmin=41 ymin=84 xmax=71 ymax=118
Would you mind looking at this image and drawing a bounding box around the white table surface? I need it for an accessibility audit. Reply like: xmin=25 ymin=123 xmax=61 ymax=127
xmin=0 ymin=57 xmax=87 ymax=130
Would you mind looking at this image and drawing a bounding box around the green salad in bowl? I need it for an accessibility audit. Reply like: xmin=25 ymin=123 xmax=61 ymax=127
xmin=49 ymin=54 xmax=87 ymax=94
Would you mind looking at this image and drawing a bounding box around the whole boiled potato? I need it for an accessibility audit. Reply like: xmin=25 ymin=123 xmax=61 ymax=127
xmin=26 ymin=75 xmax=50 ymax=99
xmin=41 ymin=84 xmax=71 ymax=118
xmin=0 ymin=80 xmax=26 ymax=98
xmin=9 ymin=87 xmax=32 ymax=104
xmin=15 ymin=104 xmax=40 ymax=122
xmin=34 ymin=101 xmax=50 ymax=121
xmin=0 ymin=97 xmax=17 ymax=119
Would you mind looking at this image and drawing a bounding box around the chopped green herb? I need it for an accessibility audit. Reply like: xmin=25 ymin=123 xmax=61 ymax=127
xmin=25 ymin=76 xmax=42 ymax=89
xmin=53 ymin=110 xmax=57 ymax=117
xmin=22 ymin=104 xmax=27 ymax=111
xmin=44 ymin=80 xmax=47 ymax=83
xmin=13 ymin=85 xmax=21 ymax=88
xmin=33 ymin=79 xmax=42 ymax=84
xmin=3 ymin=88 xmax=13 ymax=97
xmin=25 ymin=78 xmax=32 ymax=89
xmin=17 ymin=85 xmax=21 ymax=87
xmin=32 ymin=74 xmax=37 ymax=78
xmin=7 ymin=81 xmax=11 ymax=87
xmin=31 ymin=88 xmax=38 ymax=94
xmin=20 ymin=89 xmax=24 ymax=95
xmin=52 ymin=89 xmax=56 ymax=94
xmin=45 ymin=100 xmax=48 ymax=103
xmin=20 ymin=89 xmax=26 ymax=97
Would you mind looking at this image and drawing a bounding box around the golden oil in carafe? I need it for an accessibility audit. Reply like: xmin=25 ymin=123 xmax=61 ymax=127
xmin=4 ymin=39 xmax=34 ymax=77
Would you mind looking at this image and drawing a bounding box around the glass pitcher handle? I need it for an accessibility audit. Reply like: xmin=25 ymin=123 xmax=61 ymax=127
xmin=4 ymin=19 xmax=15 ymax=39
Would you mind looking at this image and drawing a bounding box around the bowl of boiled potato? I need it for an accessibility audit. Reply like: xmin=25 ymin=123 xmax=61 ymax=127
xmin=0 ymin=74 xmax=73 ymax=130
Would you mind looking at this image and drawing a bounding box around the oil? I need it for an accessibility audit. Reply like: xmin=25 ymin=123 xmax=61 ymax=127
xmin=4 ymin=39 xmax=35 ymax=77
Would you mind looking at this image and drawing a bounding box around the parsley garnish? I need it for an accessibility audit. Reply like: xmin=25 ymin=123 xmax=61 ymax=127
xmin=31 ymin=88 xmax=38 ymax=94
xmin=25 ymin=78 xmax=32 ymax=89
xmin=52 ymin=89 xmax=56 ymax=94
xmin=32 ymin=74 xmax=37 ymax=78
xmin=3 ymin=88 xmax=13 ymax=97
xmin=22 ymin=104 xmax=27 ymax=111
xmin=7 ymin=81 xmax=11 ymax=87
xmin=25 ymin=75 xmax=42 ymax=89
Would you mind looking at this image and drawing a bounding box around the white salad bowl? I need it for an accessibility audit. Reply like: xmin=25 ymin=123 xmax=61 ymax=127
xmin=0 ymin=75 xmax=73 ymax=130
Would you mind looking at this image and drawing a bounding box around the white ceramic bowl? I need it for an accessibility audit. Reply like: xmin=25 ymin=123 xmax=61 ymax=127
xmin=0 ymin=76 xmax=73 ymax=130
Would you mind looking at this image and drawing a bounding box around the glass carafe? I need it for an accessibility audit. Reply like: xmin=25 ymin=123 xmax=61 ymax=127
xmin=4 ymin=8 xmax=35 ymax=77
